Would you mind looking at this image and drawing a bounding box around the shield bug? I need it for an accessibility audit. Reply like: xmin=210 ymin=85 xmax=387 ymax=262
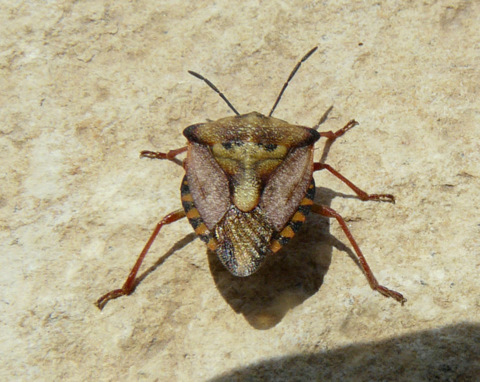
xmin=96 ymin=47 xmax=406 ymax=310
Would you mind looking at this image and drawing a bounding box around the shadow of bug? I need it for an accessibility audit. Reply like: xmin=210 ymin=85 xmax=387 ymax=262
xmin=207 ymin=192 xmax=331 ymax=329
xmin=96 ymin=47 xmax=405 ymax=314
xmin=207 ymin=184 xmax=368 ymax=330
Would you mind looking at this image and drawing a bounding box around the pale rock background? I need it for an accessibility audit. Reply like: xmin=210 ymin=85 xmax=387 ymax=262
xmin=1 ymin=1 xmax=479 ymax=381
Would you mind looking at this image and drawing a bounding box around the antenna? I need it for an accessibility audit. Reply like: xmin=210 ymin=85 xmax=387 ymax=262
xmin=268 ymin=46 xmax=318 ymax=117
xmin=188 ymin=70 xmax=240 ymax=116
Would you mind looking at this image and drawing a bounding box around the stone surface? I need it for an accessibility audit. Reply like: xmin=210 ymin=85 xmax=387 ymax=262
xmin=1 ymin=1 xmax=479 ymax=380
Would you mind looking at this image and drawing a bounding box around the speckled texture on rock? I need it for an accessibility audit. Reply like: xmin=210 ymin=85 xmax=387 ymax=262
xmin=1 ymin=1 xmax=479 ymax=381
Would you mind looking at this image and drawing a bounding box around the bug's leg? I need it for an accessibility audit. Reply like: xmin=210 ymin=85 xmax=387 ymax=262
xmin=317 ymin=120 xmax=360 ymax=164
xmin=311 ymin=204 xmax=406 ymax=304
xmin=315 ymin=119 xmax=394 ymax=202
xmin=317 ymin=119 xmax=358 ymax=140
xmin=140 ymin=146 xmax=187 ymax=161
xmin=313 ymin=162 xmax=395 ymax=203
xmin=96 ymin=209 xmax=186 ymax=310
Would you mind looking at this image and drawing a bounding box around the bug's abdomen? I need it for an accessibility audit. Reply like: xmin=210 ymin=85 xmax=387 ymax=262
xmin=181 ymin=175 xmax=315 ymax=276
xmin=181 ymin=174 xmax=272 ymax=276
xmin=269 ymin=179 xmax=315 ymax=253
xmin=214 ymin=205 xmax=274 ymax=276
xmin=181 ymin=176 xmax=217 ymax=251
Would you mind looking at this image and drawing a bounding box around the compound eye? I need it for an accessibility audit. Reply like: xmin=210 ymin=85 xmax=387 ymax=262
xmin=256 ymin=143 xmax=278 ymax=152
xmin=264 ymin=143 xmax=277 ymax=152
xmin=222 ymin=141 xmax=244 ymax=150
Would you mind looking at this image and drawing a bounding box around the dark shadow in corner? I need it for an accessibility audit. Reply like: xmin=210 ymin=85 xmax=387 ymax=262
xmin=209 ymin=322 xmax=480 ymax=382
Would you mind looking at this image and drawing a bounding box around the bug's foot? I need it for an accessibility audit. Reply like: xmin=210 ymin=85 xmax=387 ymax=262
xmin=140 ymin=150 xmax=168 ymax=159
xmin=140 ymin=146 xmax=188 ymax=161
xmin=96 ymin=288 xmax=129 ymax=310
xmin=319 ymin=119 xmax=359 ymax=141
xmin=375 ymin=285 xmax=406 ymax=305
xmin=361 ymin=193 xmax=395 ymax=204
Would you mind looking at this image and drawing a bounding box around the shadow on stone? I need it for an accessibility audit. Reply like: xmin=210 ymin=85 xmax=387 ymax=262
xmin=209 ymin=322 xmax=480 ymax=381
xmin=207 ymin=186 xmax=361 ymax=330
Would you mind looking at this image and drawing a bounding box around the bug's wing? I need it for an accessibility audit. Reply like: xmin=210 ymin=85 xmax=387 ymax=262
xmin=215 ymin=206 xmax=274 ymax=277
xmin=185 ymin=142 xmax=230 ymax=230
xmin=214 ymin=146 xmax=314 ymax=277
xmin=260 ymin=146 xmax=314 ymax=231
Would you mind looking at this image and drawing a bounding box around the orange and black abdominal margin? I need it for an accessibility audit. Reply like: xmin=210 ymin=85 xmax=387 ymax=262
xmin=181 ymin=176 xmax=315 ymax=276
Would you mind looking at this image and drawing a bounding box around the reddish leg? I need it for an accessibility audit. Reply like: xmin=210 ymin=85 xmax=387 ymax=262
xmin=314 ymin=162 xmax=395 ymax=203
xmin=140 ymin=146 xmax=187 ymax=161
xmin=311 ymin=204 xmax=405 ymax=304
xmin=315 ymin=119 xmax=394 ymax=203
xmin=96 ymin=209 xmax=186 ymax=310
xmin=318 ymin=119 xmax=358 ymax=140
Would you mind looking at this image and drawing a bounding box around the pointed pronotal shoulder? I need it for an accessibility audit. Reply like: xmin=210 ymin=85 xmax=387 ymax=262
xmin=183 ymin=112 xmax=320 ymax=148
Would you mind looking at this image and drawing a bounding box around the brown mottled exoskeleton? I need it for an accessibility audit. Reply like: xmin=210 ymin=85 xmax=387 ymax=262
xmin=96 ymin=47 xmax=406 ymax=310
